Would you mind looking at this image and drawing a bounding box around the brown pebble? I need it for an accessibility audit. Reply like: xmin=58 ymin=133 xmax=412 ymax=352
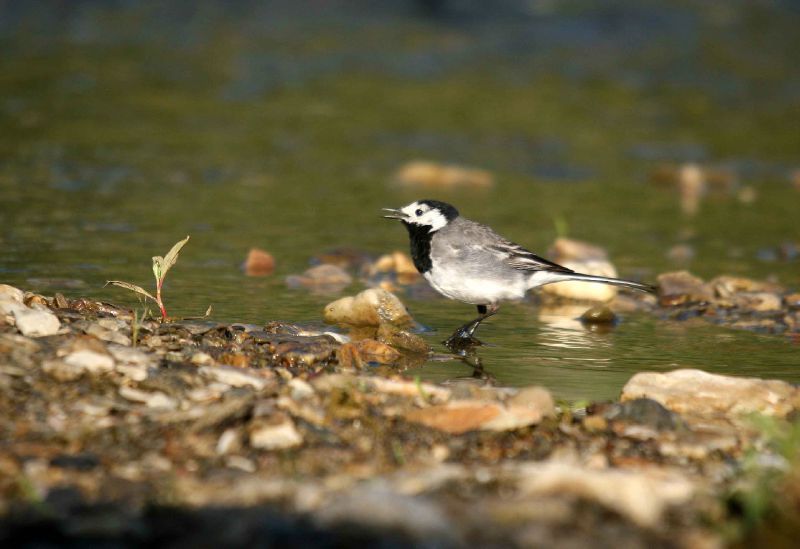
xmin=580 ymin=306 xmax=617 ymax=324
xmin=243 ymin=248 xmax=275 ymax=276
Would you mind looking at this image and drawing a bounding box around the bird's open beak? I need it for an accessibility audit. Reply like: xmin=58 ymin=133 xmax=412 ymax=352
xmin=381 ymin=208 xmax=407 ymax=220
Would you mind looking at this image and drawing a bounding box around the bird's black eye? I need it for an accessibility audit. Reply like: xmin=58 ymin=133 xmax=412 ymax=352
xmin=415 ymin=209 xmax=423 ymax=216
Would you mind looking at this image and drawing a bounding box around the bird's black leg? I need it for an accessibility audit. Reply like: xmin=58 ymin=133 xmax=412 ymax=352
xmin=444 ymin=304 xmax=499 ymax=350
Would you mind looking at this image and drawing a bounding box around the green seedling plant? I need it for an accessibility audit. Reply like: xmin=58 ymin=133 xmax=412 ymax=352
xmin=106 ymin=235 xmax=190 ymax=322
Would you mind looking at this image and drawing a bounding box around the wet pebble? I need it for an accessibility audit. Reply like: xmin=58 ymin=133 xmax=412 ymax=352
xmin=323 ymin=288 xmax=413 ymax=327
xmin=730 ymin=292 xmax=782 ymax=312
xmin=579 ymin=305 xmax=617 ymax=325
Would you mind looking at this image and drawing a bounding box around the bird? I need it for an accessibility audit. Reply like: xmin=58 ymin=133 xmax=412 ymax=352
xmin=382 ymin=199 xmax=655 ymax=346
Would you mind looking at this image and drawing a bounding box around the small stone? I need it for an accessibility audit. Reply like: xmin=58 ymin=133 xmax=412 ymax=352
xmin=709 ymin=275 xmax=780 ymax=299
xmin=63 ymin=350 xmax=114 ymax=374
xmin=406 ymin=396 xmax=551 ymax=434
xmin=394 ymin=160 xmax=494 ymax=188
xmin=288 ymin=378 xmax=315 ymax=400
xmin=603 ymin=398 xmax=681 ymax=430
xmin=666 ymin=244 xmax=695 ymax=263
xmin=376 ymin=323 xmax=430 ymax=354
xmin=42 ymin=360 xmax=83 ymax=382
xmin=730 ymin=292 xmax=782 ymax=312
xmin=355 ymin=339 xmax=401 ymax=364
xmin=118 ymin=386 xmax=178 ymax=409
xmin=579 ymin=305 xmax=617 ymax=324
xmin=200 ymin=366 xmax=269 ymax=390
xmin=85 ymin=323 xmax=131 ymax=346
xmin=656 ymin=271 xmax=713 ymax=304
xmin=0 ymin=284 xmax=24 ymax=303
xmin=249 ymin=416 xmax=303 ymax=450
xmin=582 ymin=415 xmax=608 ymax=432
xmin=785 ymin=293 xmax=800 ymax=310
xmin=0 ymin=298 xmax=28 ymax=319
xmin=216 ymin=428 xmax=242 ymax=455
xmin=548 ymin=238 xmax=609 ymax=261
xmin=243 ymin=247 xmax=275 ymax=276
xmin=286 ymin=264 xmax=352 ymax=292
xmin=12 ymin=308 xmax=61 ymax=337
xmin=323 ymin=288 xmax=413 ymax=327
xmin=507 ymin=386 xmax=556 ymax=417
xmin=336 ymin=343 xmax=363 ymax=369
xmin=541 ymin=259 xmax=619 ymax=302
xmin=191 ymin=352 xmax=215 ymax=366
xmin=621 ymin=368 xmax=800 ymax=418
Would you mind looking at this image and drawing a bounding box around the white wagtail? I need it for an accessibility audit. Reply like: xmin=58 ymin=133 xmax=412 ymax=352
xmin=383 ymin=199 xmax=655 ymax=345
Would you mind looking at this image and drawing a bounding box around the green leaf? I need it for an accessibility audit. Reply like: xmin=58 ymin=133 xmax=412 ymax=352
xmin=105 ymin=280 xmax=157 ymax=302
xmin=152 ymin=257 xmax=163 ymax=285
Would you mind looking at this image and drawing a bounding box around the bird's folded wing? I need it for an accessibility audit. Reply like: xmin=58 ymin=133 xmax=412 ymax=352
xmin=487 ymin=241 xmax=574 ymax=273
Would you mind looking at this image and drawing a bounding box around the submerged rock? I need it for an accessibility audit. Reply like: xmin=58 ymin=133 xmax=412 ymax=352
xmin=323 ymin=288 xmax=413 ymax=327
xmin=286 ymin=264 xmax=353 ymax=293
xmin=622 ymin=369 xmax=800 ymax=418
xmin=579 ymin=305 xmax=617 ymax=325
xmin=243 ymin=247 xmax=275 ymax=276
xmin=394 ymin=160 xmax=494 ymax=188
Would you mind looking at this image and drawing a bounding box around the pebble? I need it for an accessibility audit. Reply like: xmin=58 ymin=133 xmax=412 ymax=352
xmin=622 ymin=368 xmax=800 ymax=418
xmin=200 ymin=366 xmax=269 ymax=390
xmin=118 ymin=386 xmax=178 ymax=410
xmin=579 ymin=305 xmax=617 ymax=324
xmin=405 ymin=394 xmax=552 ymax=435
xmin=216 ymin=428 xmax=242 ymax=455
xmin=85 ymin=323 xmax=131 ymax=346
xmin=540 ymin=238 xmax=621 ymax=302
xmin=355 ymin=339 xmax=401 ymax=364
xmin=288 ymin=378 xmax=315 ymax=400
xmin=730 ymin=291 xmax=782 ymax=312
xmin=42 ymin=359 xmax=84 ymax=382
xmin=12 ymin=308 xmax=61 ymax=337
xmin=191 ymin=352 xmax=216 ymax=366
xmin=0 ymin=284 xmax=24 ymax=303
xmin=249 ymin=416 xmax=303 ymax=450
xmin=323 ymin=288 xmax=413 ymax=327
xmin=394 ymin=160 xmax=494 ymax=188
xmin=286 ymin=264 xmax=353 ymax=292
xmin=515 ymin=461 xmax=694 ymax=528
xmin=243 ymin=247 xmax=275 ymax=276
xmin=64 ymin=350 xmax=115 ymax=374
xmin=656 ymin=271 xmax=713 ymax=303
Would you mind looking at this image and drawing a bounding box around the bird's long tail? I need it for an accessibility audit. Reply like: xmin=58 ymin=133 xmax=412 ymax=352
xmin=529 ymin=271 xmax=656 ymax=293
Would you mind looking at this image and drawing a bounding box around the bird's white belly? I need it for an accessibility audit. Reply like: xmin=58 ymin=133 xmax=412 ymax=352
xmin=423 ymin=267 xmax=526 ymax=305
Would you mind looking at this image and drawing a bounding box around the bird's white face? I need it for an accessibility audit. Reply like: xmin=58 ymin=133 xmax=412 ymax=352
xmin=393 ymin=201 xmax=450 ymax=232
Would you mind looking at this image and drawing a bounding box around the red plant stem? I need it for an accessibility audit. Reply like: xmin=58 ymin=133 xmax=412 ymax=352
xmin=156 ymin=280 xmax=167 ymax=320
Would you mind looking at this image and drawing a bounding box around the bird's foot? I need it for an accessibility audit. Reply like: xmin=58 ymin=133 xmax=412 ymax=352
xmin=443 ymin=330 xmax=483 ymax=353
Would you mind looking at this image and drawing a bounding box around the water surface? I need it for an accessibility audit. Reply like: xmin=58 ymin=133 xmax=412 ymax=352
xmin=2 ymin=1 xmax=799 ymax=400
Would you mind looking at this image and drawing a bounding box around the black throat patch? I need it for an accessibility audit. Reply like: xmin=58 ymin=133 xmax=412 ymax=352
xmin=402 ymin=221 xmax=434 ymax=273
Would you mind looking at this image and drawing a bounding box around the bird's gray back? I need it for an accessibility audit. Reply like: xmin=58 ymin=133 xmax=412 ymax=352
xmin=432 ymin=217 xmax=570 ymax=275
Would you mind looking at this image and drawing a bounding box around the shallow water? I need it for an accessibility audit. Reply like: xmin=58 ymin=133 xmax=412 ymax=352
xmin=2 ymin=1 xmax=799 ymax=400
